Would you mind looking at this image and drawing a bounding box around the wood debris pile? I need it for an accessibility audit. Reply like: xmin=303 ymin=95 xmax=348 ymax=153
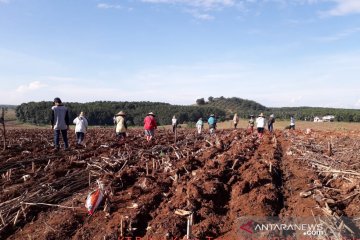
xmin=287 ymin=132 xmax=360 ymax=239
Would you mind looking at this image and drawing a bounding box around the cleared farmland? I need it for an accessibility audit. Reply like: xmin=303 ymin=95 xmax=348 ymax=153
xmin=0 ymin=127 xmax=359 ymax=239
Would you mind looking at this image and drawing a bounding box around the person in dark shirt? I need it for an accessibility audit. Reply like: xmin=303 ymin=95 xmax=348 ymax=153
xmin=268 ymin=114 xmax=275 ymax=133
xmin=51 ymin=97 xmax=70 ymax=151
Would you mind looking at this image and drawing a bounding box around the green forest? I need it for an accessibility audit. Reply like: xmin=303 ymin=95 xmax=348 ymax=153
xmin=14 ymin=97 xmax=360 ymax=126
xmin=15 ymin=101 xmax=226 ymax=126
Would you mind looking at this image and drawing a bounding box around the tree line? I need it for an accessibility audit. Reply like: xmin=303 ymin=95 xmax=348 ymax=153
xmin=14 ymin=98 xmax=360 ymax=126
xmin=270 ymin=107 xmax=360 ymax=122
xmin=196 ymin=97 xmax=360 ymax=122
xmin=15 ymin=101 xmax=226 ymax=126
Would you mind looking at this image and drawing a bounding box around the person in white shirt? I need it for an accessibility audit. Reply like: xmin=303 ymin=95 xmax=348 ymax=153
xmin=290 ymin=116 xmax=295 ymax=130
xmin=233 ymin=113 xmax=239 ymax=129
xmin=256 ymin=113 xmax=266 ymax=138
xmin=73 ymin=112 xmax=88 ymax=145
xmin=196 ymin=118 xmax=203 ymax=134
xmin=172 ymin=115 xmax=178 ymax=133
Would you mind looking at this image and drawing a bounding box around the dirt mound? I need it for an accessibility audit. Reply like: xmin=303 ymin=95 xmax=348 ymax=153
xmin=0 ymin=128 xmax=359 ymax=239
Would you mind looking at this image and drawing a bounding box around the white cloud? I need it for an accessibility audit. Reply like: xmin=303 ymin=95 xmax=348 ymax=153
xmin=291 ymin=95 xmax=303 ymax=103
xmin=322 ymin=0 xmax=360 ymax=16
xmin=139 ymin=0 xmax=360 ymax=18
xmin=97 ymin=3 xmax=122 ymax=9
xmin=142 ymin=0 xmax=236 ymax=9
xmin=194 ymin=12 xmax=215 ymax=20
xmin=355 ymin=99 xmax=360 ymax=107
xmin=16 ymin=81 xmax=47 ymax=93
xmin=140 ymin=0 xmax=330 ymax=9
xmin=314 ymin=27 xmax=360 ymax=42
xmin=141 ymin=0 xmax=237 ymax=20
xmin=46 ymin=76 xmax=78 ymax=82
xmin=185 ymin=9 xmax=215 ymax=20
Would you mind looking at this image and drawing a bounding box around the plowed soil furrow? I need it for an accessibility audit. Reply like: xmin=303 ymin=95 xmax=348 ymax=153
xmin=142 ymin=130 xmax=253 ymax=238
xmin=218 ymin=132 xmax=283 ymax=238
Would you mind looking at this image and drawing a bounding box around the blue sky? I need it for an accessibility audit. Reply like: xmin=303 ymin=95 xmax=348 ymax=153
xmin=1 ymin=0 xmax=360 ymax=108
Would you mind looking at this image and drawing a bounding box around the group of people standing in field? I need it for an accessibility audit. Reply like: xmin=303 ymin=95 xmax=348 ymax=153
xmin=51 ymin=97 xmax=88 ymax=151
xmin=252 ymin=113 xmax=274 ymax=139
xmin=50 ymin=97 xmax=296 ymax=151
xmin=250 ymin=112 xmax=295 ymax=138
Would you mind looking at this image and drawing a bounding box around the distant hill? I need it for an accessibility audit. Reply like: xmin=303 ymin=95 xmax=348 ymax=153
xmin=203 ymin=96 xmax=268 ymax=117
xmin=196 ymin=96 xmax=268 ymax=119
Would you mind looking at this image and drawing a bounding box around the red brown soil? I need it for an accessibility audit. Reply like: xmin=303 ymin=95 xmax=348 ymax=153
xmin=0 ymin=127 xmax=359 ymax=239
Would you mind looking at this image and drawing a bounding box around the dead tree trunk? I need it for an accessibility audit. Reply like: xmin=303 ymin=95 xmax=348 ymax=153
xmin=174 ymin=127 xmax=177 ymax=144
xmin=327 ymin=141 xmax=333 ymax=157
xmin=1 ymin=108 xmax=6 ymax=151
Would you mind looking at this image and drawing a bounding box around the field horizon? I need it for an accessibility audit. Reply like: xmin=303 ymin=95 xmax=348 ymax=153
xmin=4 ymin=108 xmax=360 ymax=133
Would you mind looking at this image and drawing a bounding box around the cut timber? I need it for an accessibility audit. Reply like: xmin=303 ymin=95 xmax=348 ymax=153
xmin=174 ymin=209 xmax=192 ymax=216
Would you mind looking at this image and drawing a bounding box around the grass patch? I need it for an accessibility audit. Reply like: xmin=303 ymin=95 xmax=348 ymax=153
xmin=4 ymin=109 xmax=17 ymax=121
xmin=216 ymin=119 xmax=360 ymax=132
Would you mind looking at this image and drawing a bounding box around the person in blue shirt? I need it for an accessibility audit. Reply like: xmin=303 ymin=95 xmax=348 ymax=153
xmin=208 ymin=114 xmax=217 ymax=134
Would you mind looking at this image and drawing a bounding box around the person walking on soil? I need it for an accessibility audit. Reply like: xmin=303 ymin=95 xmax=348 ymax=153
xmin=233 ymin=113 xmax=239 ymax=129
xmin=268 ymin=114 xmax=275 ymax=133
xmin=196 ymin=117 xmax=204 ymax=134
xmin=172 ymin=115 xmax=178 ymax=133
xmin=73 ymin=112 xmax=88 ymax=145
xmin=51 ymin=97 xmax=70 ymax=151
xmin=208 ymin=114 xmax=217 ymax=134
xmin=290 ymin=116 xmax=295 ymax=130
xmin=256 ymin=113 xmax=266 ymax=138
xmin=144 ymin=112 xmax=157 ymax=142
xmin=114 ymin=111 xmax=127 ymax=140
xmin=248 ymin=115 xmax=255 ymax=133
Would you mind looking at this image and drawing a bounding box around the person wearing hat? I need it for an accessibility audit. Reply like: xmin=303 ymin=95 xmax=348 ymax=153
xmin=73 ymin=112 xmax=88 ymax=145
xmin=144 ymin=112 xmax=157 ymax=142
xmin=256 ymin=113 xmax=266 ymax=138
xmin=114 ymin=111 xmax=127 ymax=140
xmin=207 ymin=114 xmax=217 ymax=134
xmin=248 ymin=115 xmax=255 ymax=133
xmin=51 ymin=97 xmax=70 ymax=151
xmin=196 ymin=117 xmax=204 ymax=134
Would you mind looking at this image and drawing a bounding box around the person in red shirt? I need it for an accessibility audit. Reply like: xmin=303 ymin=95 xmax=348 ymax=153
xmin=144 ymin=112 xmax=157 ymax=142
